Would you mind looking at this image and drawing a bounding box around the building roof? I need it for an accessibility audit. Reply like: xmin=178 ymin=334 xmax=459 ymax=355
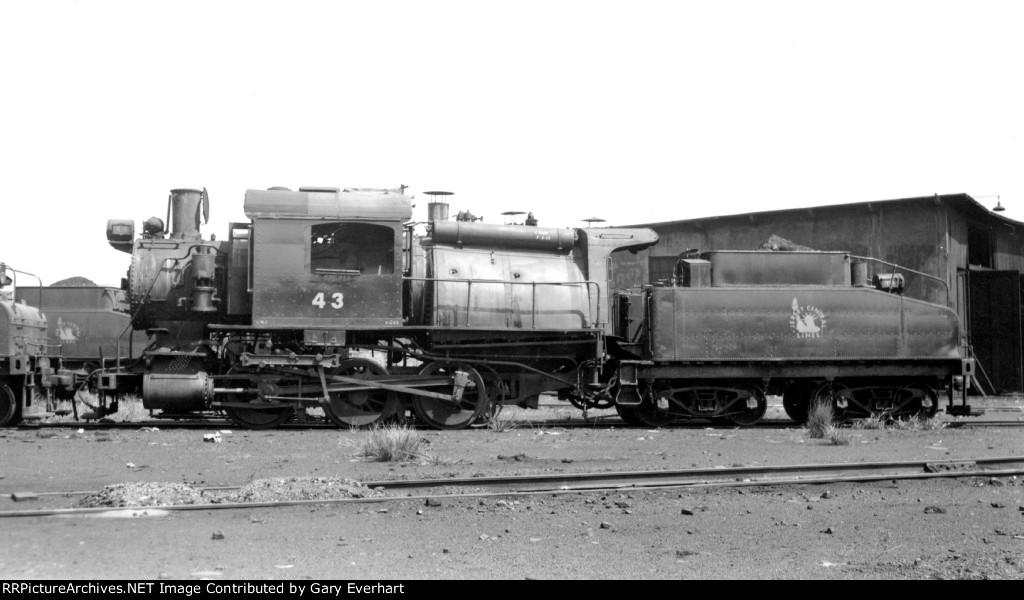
xmin=626 ymin=193 xmax=1024 ymax=231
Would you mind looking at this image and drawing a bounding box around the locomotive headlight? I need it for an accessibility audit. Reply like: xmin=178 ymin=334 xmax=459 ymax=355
xmin=106 ymin=219 xmax=136 ymax=253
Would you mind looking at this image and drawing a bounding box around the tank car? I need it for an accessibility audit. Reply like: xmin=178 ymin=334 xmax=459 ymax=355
xmin=98 ymin=187 xmax=657 ymax=429
xmin=0 ymin=263 xmax=69 ymax=425
xmin=608 ymin=250 xmax=973 ymax=426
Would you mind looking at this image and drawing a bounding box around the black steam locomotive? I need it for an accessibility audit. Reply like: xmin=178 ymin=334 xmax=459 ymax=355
xmin=89 ymin=187 xmax=970 ymax=429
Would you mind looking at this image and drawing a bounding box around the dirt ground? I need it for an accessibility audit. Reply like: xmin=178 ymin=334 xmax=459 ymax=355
xmin=1 ymin=400 xmax=1023 ymax=580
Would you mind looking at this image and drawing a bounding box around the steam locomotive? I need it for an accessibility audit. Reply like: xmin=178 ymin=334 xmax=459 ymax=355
xmin=86 ymin=186 xmax=969 ymax=429
xmin=0 ymin=264 xmax=71 ymax=425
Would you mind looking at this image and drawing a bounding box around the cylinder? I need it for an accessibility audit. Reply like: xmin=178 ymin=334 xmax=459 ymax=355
xmin=851 ymin=260 xmax=868 ymax=287
xmin=143 ymin=372 xmax=212 ymax=411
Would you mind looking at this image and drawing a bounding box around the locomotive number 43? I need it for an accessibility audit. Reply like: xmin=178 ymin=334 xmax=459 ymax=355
xmin=312 ymin=292 xmax=344 ymax=309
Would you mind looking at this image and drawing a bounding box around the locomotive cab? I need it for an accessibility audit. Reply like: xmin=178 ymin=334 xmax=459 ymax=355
xmin=244 ymin=187 xmax=413 ymax=330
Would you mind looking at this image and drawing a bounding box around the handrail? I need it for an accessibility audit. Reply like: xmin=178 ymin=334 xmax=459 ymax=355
xmin=849 ymin=254 xmax=950 ymax=304
xmin=403 ymin=276 xmax=602 ymax=328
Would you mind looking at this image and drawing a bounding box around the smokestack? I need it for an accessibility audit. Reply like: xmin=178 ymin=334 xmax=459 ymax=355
xmin=424 ymin=190 xmax=453 ymax=222
xmin=168 ymin=188 xmax=209 ymax=240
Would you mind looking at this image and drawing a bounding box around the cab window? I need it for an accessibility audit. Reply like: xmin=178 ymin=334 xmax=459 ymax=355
xmin=311 ymin=223 xmax=394 ymax=275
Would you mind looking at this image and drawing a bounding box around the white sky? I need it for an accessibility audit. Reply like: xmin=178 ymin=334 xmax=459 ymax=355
xmin=2 ymin=0 xmax=1022 ymax=285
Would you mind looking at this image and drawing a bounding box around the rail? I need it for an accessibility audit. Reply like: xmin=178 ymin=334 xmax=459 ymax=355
xmin=404 ymin=276 xmax=602 ymax=329
xmin=5 ymin=456 xmax=1024 ymax=518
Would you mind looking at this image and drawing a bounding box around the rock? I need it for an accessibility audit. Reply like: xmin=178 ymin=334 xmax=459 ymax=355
xmin=989 ymin=478 xmax=1006 ymax=487
xmin=425 ymin=498 xmax=442 ymax=507
xmin=615 ymin=501 xmax=631 ymax=509
xmin=924 ymin=506 xmax=946 ymax=514
xmin=599 ymin=522 xmax=612 ymax=529
xmin=820 ymin=527 xmax=834 ymax=534
xmin=681 ymin=508 xmax=694 ymax=515
xmin=442 ymin=548 xmax=449 ymax=554
xmin=676 ymin=550 xmax=699 ymax=558
xmin=211 ymin=531 xmax=225 ymax=540
xmin=820 ymin=490 xmax=833 ymax=499
xmin=991 ymin=502 xmax=1006 ymax=509
xmin=497 ymin=453 xmax=530 ymax=462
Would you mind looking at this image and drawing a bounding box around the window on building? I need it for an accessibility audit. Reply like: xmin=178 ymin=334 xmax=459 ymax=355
xmin=311 ymin=223 xmax=395 ymax=275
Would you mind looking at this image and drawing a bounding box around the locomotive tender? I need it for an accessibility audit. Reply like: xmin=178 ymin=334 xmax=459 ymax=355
xmin=93 ymin=186 xmax=970 ymax=429
xmin=611 ymin=251 xmax=972 ymax=426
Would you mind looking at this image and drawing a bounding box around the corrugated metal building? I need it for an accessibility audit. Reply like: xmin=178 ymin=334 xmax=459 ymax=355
xmin=611 ymin=193 xmax=1024 ymax=393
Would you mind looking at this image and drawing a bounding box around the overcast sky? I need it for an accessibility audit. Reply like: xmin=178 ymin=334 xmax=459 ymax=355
xmin=1 ymin=0 xmax=1022 ymax=285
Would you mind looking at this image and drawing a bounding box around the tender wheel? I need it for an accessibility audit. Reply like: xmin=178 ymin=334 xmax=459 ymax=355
xmin=632 ymin=385 xmax=674 ymax=427
xmin=615 ymin=403 xmax=644 ymax=426
xmin=810 ymin=381 xmax=856 ymax=423
xmin=904 ymin=382 xmax=939 ymax=419
xmin=0 ymin=383 xmax=22 ymax=427
xmin=782 ymin=381 xmax=816 ymax=424
xmin=223 ymin=405 xmax=292 ymax=429
xmin=726 ymin=386 xmax=767 ymax=427
xmin=412 ymin=362 xmax=488 ymax=430
xmin=323 ymin=359 xmax=400 ymax=428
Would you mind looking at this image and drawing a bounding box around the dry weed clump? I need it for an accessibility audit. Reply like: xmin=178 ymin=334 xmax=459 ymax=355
xmin=826 ymin=427 xmax=853 ymax=446
xmin=353 ymin=423 xmax=427 ymax=462
xmin=804 ymin=400 xmax=836 ymax=439
xmin=485 ymin=409 xmax=520 ymax=432
xmin=804 ymin=400 xmax=852 ymax=445
xmin=851 ymin=413 xmax=948 ymax=432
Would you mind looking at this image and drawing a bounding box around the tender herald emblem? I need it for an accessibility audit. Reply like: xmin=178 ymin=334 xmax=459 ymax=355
xmin=790 ymin=298 xmax=826 ymax=338
xmin=56 ymin=317 xmax=81 ymax=344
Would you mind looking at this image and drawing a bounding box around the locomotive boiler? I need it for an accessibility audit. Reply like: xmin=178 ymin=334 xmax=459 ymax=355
xmin=101 ymin=187 xmax=657 ymax=429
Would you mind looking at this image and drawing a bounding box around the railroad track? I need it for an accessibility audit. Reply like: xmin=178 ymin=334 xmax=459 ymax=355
xmin=25 ymin=416 xmax=1024 ymax=431
xmin=3 ymin=456 xmax=1023 ymax=519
